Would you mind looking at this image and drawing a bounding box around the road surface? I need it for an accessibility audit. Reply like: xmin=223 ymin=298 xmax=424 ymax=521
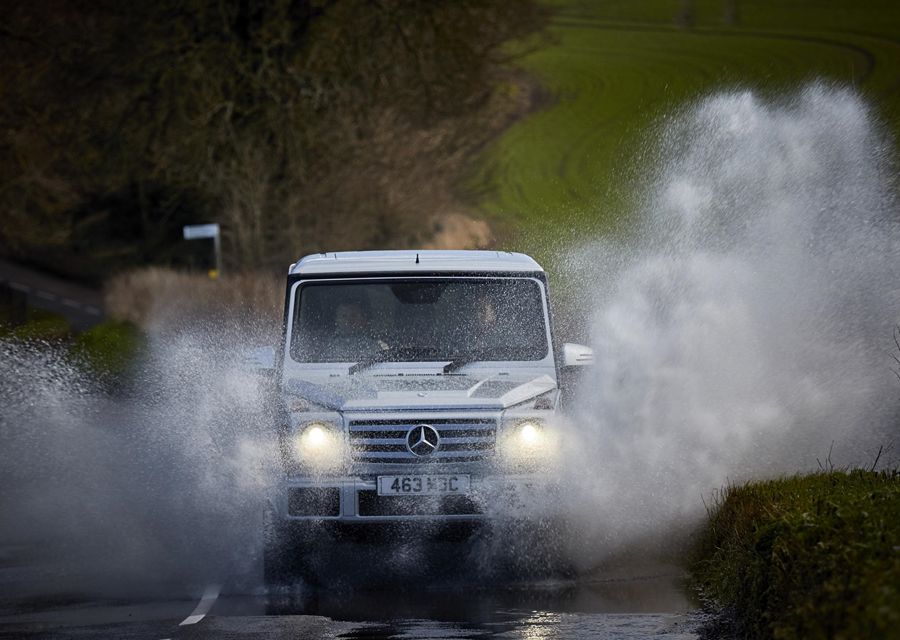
xmin=0 ymin=556 xmax=704 ymax=639
xmin=0 ymin=259 xmax=103 ymax=330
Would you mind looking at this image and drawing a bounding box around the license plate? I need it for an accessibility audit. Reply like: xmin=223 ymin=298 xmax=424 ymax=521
xmin=377 ymin=474 xmax=470 ymax=496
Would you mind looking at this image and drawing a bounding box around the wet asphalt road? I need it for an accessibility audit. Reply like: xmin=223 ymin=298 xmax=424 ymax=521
xmin=0 ymin=558 xmax=703 ymax=640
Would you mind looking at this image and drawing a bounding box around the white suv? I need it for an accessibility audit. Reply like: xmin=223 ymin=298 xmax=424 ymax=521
xmin=260 ymin=250 xmax=592 ymax=581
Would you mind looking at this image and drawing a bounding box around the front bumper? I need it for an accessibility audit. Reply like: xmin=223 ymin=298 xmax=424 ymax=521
xmin=275 ymin=474 xmax=558 ymax=523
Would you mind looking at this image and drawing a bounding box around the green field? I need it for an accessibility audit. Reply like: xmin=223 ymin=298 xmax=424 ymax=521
xmin=465 ymin=0 xmax=900 ymax=258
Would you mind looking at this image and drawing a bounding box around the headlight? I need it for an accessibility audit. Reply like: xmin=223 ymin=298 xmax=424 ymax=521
xmin=293 ymin=421 xmax=347 ymax=472
xmin=517 ymin=421 xmax=542 ymax=446
xmin=498 ymin=419 xmax=556 ymax=467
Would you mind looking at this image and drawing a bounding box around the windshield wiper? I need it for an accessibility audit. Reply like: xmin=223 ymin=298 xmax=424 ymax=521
xmin=348 ymin=350 xmax=393 ymax=376
xmin=348 ymin=347 xmax=439 ymax=375
xmin=442 ymin=353 xmax=484 ymax=374
xmin=350 ymin=348 xmax=488 ymax=375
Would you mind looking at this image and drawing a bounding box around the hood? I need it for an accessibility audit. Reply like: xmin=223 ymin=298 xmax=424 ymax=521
xmin=284 ymin=373 xmax=557 ymax=411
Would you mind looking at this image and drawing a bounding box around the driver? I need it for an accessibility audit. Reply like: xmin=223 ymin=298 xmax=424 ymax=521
xmin=468 ymin=290 xmax=505 ymax=354
xmin=474 ymin=292 xmax=498 ymax=329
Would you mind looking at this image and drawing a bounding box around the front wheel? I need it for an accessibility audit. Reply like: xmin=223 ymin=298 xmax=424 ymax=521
xmin=472 ymin=517 xmax=578 ymax=579
xmin=263 ymin=514 xmax=333 ymax=586
xmin=263 ymin=514 xmax=298 ymax=585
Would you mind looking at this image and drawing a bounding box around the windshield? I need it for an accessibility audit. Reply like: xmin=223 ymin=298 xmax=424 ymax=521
xmin=290 ymin=278 xmax=549 ymax=364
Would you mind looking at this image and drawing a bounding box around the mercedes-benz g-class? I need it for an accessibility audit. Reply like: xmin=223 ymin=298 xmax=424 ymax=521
xmin=260 ymin=250 xmax=592 ymax=581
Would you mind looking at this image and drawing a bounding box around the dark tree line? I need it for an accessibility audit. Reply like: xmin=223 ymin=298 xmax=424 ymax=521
xmin=0 ymin=0 xmax=546 ymax=279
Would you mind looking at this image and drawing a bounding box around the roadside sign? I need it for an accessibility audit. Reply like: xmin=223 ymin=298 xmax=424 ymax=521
xmin=183 ymin=223 xmax=220 ymax=240
xmin=183 ymin=223 xmax=222 ymax=278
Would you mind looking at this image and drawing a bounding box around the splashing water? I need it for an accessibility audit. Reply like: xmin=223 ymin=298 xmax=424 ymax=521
xmin=1 ymin=85 xmax=898 ymax=596
xmin=0 ymin=332 xmax=278 ymax=597
xmin=553 ymin=84 xmax=900 ymax=566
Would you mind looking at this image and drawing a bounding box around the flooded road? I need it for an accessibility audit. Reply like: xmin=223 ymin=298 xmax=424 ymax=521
xmin=0 ymin=341 xmax=707 ymax=639
xmin=0 ymin=555 xmax=702 ymax=639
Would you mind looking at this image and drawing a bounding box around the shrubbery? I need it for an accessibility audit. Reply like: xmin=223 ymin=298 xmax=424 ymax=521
xmin=692 ymin=470 xmax=900 ymax=639
xmin=70 ymin=320 xmax=143 ymax=382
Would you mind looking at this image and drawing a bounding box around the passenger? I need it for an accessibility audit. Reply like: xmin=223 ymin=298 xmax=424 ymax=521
xmin=334 ymin=301 xmax=367 ymax=335
xmin=333 ymin=299 xmax=386 ymax=359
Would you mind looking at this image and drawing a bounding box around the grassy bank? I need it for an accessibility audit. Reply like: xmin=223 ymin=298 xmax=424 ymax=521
xmin=1 ymin=267 xmax=283 ymax=387
xmin=0 ymin=307 xmax=143 ymax=384
xmin=691 ymin=469 xmax=900 ymax=639
xmin=467 ymin=0 xmax=900 ymax=261
xmin=104 ymin=267 xmax=282 ymax=340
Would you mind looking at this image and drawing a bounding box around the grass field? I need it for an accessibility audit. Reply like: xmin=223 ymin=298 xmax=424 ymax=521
xmin=465 ymin=0 xmax=900 ymax=259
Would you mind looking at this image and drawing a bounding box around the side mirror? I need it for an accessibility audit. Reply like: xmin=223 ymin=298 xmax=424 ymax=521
xmin=562 ymin=342 xmax=594 ymax=367
xmin=242 ymin=345 xmax=276 ymax=373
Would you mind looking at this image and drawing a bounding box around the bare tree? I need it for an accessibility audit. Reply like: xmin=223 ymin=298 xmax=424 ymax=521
xmin=1 ymin=0 xmax=548 ymax=276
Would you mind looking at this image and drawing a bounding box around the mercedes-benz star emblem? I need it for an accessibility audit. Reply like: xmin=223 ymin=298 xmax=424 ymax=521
xmin=406 ymin=424 xmax=440 ymax=457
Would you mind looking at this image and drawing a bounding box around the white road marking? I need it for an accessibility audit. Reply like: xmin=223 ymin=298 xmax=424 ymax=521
xmin=179 ymin=585 xmax=220 ymax=626
xmin=4 ymin=279 xmax=102 ymax=318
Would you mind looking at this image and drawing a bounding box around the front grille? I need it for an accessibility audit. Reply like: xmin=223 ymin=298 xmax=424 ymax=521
xmin=357 ymin=491 xmax=483 ymax=516
xmin=349 ymin=418 xmax=496 ymax=464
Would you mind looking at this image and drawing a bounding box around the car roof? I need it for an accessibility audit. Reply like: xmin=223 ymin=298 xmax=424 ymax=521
xmin=289 ymin=250 xmax=543 ymax=275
